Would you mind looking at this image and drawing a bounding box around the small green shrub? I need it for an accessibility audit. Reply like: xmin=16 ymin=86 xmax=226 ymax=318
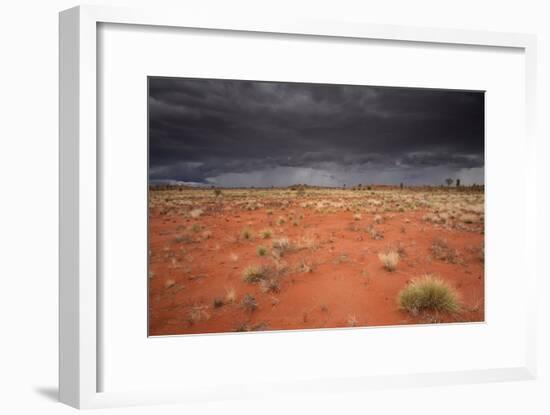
xmin=398 ymin=275 xmax=459 ymax=315
xmin=260 ymin=229 xmax=273 ymax=239
xmin=240 ymin=227 xmax=254 ymax=240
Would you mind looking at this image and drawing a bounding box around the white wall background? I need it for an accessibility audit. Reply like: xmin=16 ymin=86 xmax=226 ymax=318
xmin=0 ymin=0 xmax=548 ymax=414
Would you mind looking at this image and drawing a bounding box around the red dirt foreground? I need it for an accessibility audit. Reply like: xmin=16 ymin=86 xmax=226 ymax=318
xmin=148 ymin=188 xmax=484 ymax=336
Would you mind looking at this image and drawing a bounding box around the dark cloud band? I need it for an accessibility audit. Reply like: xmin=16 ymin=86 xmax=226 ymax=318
xmin=148 ymin=77 xmax=484 ymax=186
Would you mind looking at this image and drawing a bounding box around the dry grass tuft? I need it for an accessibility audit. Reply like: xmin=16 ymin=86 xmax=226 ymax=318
xmin=260 ymin=228 xmax=273 ymax=239
xmin=272 ymin=237 xmax=293 ymax=256
xmin=189 ymin=208 xmax=203 ymax=218
xmin=347 ymin=314 xmax=358 ymax=327
xmin=378 ymin=250 xmax=399 ymax=271
xmin=234 ymin=321 xmax=268 ymax=332
xmin=296 ymin=258 xmax=314 ymax=273
xmin=187 ymin=305 xmax=210 ymax=324
xmin=431 ymin=238 xmax=460 ymax=263
xmin=256 ymin=245 xmax=268 ymax=256
xmin=242 ymin=264 xmax=271 ymax=283
xmin=260 ymin=276 xmax=281 ymax=293
xmin=398 ymin=275 xmax=460 ymax=316
xmin=242 ymin=293 xmax=258 ymax=312
xmin=224 ymin=287 xmax=236 ymax=304
xmin=240 ymin=227 xmax=254 ymax=240
xmin=366 ymin=225 xmax=384 ymax=240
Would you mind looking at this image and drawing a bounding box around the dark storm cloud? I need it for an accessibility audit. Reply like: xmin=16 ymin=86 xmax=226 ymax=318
xmin=148 ymin=77 xmax=484 ymax=187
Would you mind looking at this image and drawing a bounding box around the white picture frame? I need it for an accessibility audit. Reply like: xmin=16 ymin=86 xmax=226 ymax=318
xmin=59 ymin=4 xmax=538 ymax=409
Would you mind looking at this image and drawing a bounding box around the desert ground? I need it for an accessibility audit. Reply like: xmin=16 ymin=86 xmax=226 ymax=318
xmin=148 ymin=186 xmax=484 ymax=336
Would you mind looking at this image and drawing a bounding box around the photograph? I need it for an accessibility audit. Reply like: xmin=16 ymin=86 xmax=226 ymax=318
xmin=147 ymin=77 xmax=485 ymax=336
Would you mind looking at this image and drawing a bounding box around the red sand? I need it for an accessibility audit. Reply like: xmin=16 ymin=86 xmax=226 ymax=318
xmin=148 ymin=204 xmax=484 ymax=336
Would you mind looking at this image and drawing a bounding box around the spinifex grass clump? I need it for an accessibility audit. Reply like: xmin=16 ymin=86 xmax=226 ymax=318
xmin=260 ymin=229 xmax=273 ymax=239
xmin=398 ymin=275 xmax=460 ymax=316
xmin=240 ymin=227 xmax=254 ymax=240
xmin=242 ymin=265 xmax=270 ymax=283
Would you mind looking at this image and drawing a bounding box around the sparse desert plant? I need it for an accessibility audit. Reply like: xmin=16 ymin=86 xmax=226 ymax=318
xmin=378 ymin=250 xmax=399 ymax=271
xmin=366 ymin=225 xmax=383 ymax=240
xmin=260 ymin=276 xmax=281 ymax=293
xmin=189 ymin=208 xmax=203 ymax=218
xmin=390 ymin=242 xmax=407 ymax=258
xmin=347 ymin=314 xmax=358 ymax=327
xmin=398 ymin=275 xmax=460 ymax=315
xmin=431 ymin=238 xmax=460 ymax=263
xmin=224 ymin=287 xmax=236 ymax=304
xmin=187 ymin=305 xmax=210 ymax=324
xmin=234 ymin=321 xmax=268 ymax=332
xmin=242 ymin=293 xmax=258 ymax=312
xmin=334 ymin=254 xmax=349 ymax=264
xmin=260 ymin=228 xmax=273 ymax=239
xmin=234 ymin=322 xmax=251 ymax=332
xmin=423 ymin=213 xmax=444 ymax=224
xmin=276 ymin=216 xmax=286 ymax=225
xmin=242 ymin=264 xmax=270 ymax=283
xmin=272 ymin=237 xmax=293 ymax=255
xmin=240 ymin=227 xmax=254 ymax=240
xmin=296 ymin=258 xmax=313 ymax=273
xmin=174 ymin=234 xmax=193 ymax=244
xmin=299 ymin=235 xmax=319 ymax=250
xmin=213 ymin=297 xmax=224 ymax=308
xmin=353 ymin=213 xmax=362 ymax=221
xmin=190 ymin=223 xmax=201 ymax=232
xmin=256 ymin=245 xmax=268 ymax=256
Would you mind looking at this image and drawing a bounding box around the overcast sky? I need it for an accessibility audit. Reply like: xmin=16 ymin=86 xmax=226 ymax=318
xmin=148 ymin=77 xmax=484 ymax=187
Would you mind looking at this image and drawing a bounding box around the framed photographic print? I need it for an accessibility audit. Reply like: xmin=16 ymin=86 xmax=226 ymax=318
xmin=147 ymin=76 xmax=485 ymax=336
xmin=59 ymin=5 xmax=538 ymax=409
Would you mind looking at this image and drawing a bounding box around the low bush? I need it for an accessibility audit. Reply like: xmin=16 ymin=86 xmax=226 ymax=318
xmin=398 ymin=275 xmax=459 ymax=315
xmin=242 ymin=265 xmax=270 ymax=283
